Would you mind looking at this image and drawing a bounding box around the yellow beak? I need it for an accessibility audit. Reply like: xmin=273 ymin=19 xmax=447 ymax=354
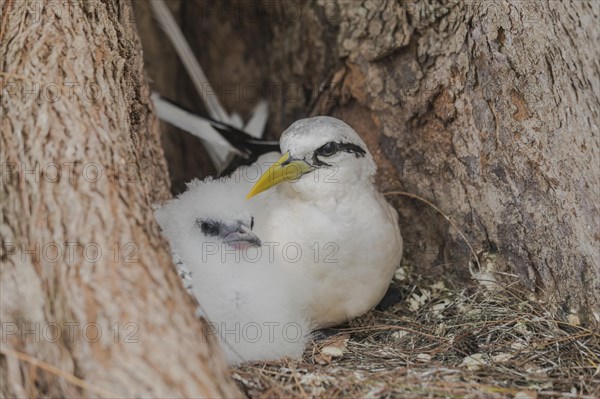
xmin=246 ymin=152 xmax=313 ymax=199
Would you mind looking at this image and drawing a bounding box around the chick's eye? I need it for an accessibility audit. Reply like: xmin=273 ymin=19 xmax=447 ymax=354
xmin=197 ymin=219 xmax=220 ymax=236
xmin=316 ymin=141 xmax=338 ymax=157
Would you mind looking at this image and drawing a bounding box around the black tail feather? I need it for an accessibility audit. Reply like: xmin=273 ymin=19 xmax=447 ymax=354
xmin=159 ymin=96 xmax=280 ymax=163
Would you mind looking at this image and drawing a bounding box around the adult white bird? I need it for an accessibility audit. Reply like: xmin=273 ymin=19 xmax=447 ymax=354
xmin=244 ymin=116 xmax=403 ymax=328
xmin=155 ymin=175 xmax=310 ymax=365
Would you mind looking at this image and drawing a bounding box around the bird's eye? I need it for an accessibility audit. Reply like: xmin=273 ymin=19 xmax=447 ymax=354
xmin=315 ymin=141 xmax=338 ymax=157
xmin=250 ymin=216 xmax=254 ymax=230
xmin=197 ymin=219 xmax=220 ymax=236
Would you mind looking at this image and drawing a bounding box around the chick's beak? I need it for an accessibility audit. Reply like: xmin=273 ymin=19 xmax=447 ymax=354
xmin=246 ymin=152 xmax=313 ymax=199
xmin=222 ymin=222 xmax=262 ymax=248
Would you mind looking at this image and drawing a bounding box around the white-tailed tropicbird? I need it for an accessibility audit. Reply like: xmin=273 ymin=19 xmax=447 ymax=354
xmin=245 ymin=116 xmax=403 ymax=328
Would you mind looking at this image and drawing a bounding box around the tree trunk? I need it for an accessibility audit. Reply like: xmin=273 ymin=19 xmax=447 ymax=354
xmin=0 ymin=1 xmax=240 ymax=396
xmin=163 ymin=0 xmax=598 ymax=324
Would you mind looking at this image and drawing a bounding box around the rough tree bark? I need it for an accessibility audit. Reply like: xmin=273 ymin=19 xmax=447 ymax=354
xmin=152 ymin=0 xmax=598 ymax=324
xmin=0 ymin=1 xmax=240 ymax=396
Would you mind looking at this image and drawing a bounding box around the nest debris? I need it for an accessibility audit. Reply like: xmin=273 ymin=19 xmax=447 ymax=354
xmin=232 ymin=277 xmax=600 ymax=398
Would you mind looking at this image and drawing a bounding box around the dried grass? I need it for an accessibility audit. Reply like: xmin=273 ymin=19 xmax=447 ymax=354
xmin=232 ymin=279 xmax=600 ymax=398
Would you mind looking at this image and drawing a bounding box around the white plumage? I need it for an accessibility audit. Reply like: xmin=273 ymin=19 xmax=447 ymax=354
xmin=155 ymin=166 xmax=310 ymax=365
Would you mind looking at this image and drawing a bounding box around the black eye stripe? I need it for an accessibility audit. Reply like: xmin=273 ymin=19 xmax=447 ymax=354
xmin=196 ymin=218 xmax=221 ymax=236
xmin=338 ymin=142 xmax=366 ymax=157
xmin=313 ymin=141 xmax=366 ymax=162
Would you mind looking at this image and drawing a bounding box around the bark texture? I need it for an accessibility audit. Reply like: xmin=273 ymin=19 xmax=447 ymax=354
xmin=1 ymin=1 xmax=240 ymax=396
xmin=147 ymin=0 xmax=599 ymax=324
